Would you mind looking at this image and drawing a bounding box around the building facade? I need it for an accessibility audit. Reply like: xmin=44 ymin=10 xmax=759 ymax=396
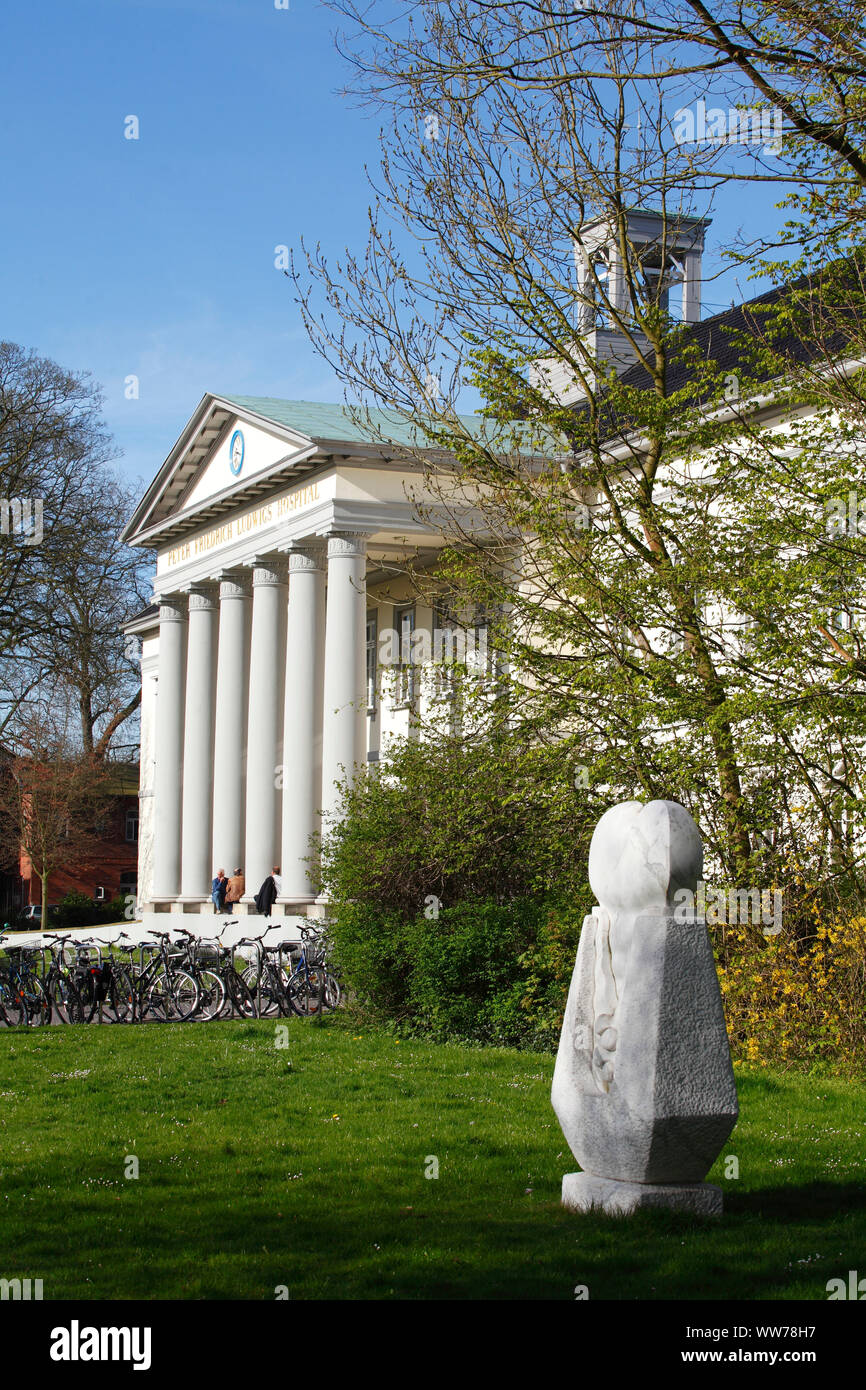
xmin=122 ymin=396 xmax=488 ymax=918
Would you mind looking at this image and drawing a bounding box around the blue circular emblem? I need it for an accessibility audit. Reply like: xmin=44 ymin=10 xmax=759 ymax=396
xmin=229 ymin=429 xmax=245 ymax=476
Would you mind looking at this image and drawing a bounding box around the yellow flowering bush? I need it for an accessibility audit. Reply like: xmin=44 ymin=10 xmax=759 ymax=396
xmin=714 ymin=913 xmax=866 ymax=1072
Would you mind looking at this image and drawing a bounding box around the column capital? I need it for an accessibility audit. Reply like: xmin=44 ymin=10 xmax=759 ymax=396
xmin=247 ymin=556 xmax=288 ymax=587
xmin=158 ymin=595 xmax=188 ymax=624
xmin=187 ymin=584 xmax=220 ymax=613
xmin=217 ymin=570 xmax=252 ymax=601
xmin=325 ymin=532 xmax=368 ymax=560
xmin=285 ymin=542 xmax=326 ymax=575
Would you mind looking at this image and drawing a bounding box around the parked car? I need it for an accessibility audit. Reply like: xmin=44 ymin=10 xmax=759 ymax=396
xmin=17 ymin=904 xmax=61 ymax=925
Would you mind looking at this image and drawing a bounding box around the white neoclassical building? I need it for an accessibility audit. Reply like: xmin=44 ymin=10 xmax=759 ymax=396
xmin=122 ymin=394 xmax=492 ymax=920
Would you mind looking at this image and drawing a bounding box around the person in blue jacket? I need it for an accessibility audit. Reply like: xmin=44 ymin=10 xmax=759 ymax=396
xmin=211 ymin=869 xmax=228 ymax=913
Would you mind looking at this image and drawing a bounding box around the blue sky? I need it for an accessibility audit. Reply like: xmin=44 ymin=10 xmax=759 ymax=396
xmin=1 ymin=0 xmax=786 ymax=493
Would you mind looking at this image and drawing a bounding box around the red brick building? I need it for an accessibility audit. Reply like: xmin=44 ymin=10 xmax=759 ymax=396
xmin=13 ymin=764 xmax=140 ymax=911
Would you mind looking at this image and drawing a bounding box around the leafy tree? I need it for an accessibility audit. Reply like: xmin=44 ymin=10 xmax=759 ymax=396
xmin=294 ymin=0 xmax=866 ymax=898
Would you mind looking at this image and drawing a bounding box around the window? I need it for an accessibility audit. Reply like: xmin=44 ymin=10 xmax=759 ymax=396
xmin=591 ymin=254 xmax=611 ymax=328
xmin=125 ymin=808 xmax=139 ymax=843
xmin=366 ymin=611 xmax=378 ymax=713
xmin=393 ymin=604 xmax=416 ymax=707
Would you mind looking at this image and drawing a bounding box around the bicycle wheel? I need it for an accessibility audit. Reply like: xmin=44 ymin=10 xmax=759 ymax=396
xmin=193 ymin=970 xmax=226 ymax=1020
xmin=102 ymin=968 xmax=137 ymax=1024
xmin=0 ymin=978 xmax=28 ymax=1028
xmin=143 ymin=977 xmax=168 ymax=1022
xmin=159 ymin=970 xmax=199 ymax=1021
xmin=47 ymin=973 xmax=81 ymax=1025
xmin=321 ymin=971 xmax=342 ymax=1011
xmin=80 ymin=972 xmax=105 ymax=1024
xmin=242 ymin=965 xmax=285 ymax=1017
xmin=225 ymin=970 xmax=257 ymax=1019
xmin=24 ymin=974 xmax=52 ymax=1026
xmin=286 ymin=968 xmax=323 ymax=1017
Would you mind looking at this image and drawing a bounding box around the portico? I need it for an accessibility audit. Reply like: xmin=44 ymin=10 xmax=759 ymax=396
xmin=122 ymin=394 xmax=477 ymax=917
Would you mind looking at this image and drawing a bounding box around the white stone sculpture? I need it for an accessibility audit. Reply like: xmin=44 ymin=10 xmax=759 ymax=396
xmin=552 ymin=799 xmax=738 ymax=1216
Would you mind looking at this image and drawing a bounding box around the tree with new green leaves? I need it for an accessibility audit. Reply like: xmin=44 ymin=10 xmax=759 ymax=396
xmin=293 ymin=1 xmax=866 ymax=898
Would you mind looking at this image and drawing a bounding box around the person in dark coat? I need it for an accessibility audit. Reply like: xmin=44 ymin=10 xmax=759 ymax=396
xmin=254 ymin=866 xmax=280 ymax=916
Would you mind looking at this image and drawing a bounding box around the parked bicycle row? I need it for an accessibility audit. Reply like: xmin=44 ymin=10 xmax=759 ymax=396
xmin=0 ymin=924 xmax=341 ymax=1027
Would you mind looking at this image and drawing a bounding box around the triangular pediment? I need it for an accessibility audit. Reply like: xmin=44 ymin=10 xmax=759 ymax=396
xmin=121 ymin=395 xmax=323 ymax=546
xmin=182 ymin=417 xmax=299 ymax=509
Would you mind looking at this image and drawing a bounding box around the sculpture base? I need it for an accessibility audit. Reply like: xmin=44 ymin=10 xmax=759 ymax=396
xmin=562 ymin=1172 xmax=723 ymax=1217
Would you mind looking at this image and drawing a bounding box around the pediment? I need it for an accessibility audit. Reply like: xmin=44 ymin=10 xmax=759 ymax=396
xmin=181 ymin=417 xmax=297 ymax=509
xmin=121 ymin=395 xmax=321 ymax=545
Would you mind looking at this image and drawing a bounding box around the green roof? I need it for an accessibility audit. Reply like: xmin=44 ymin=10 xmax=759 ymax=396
xmin=219 ymin=395 xmax=551 ymax=452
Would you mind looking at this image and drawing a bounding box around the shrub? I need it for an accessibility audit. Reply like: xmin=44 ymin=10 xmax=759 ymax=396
xmin=54 ymin=891 xmax=128 ymax=929
xmin=407 ymin=899 xmax=539 ymax=1045
xmin=328 ymin=895 xmax=588 ymax=1049
xmin=320 ymin=731 xmax=865 ymax=1067
xmin=716 ymin=913 xmax=866 ymax=1072
xmin=318 ymin=731 xmax=596 ymax=1047
xmin=317 ymin=733 xmax=598 ymax=913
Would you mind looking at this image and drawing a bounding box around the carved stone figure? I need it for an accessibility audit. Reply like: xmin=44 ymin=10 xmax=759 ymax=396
xmin=552 ymin=799 xmax=738 ymax=1215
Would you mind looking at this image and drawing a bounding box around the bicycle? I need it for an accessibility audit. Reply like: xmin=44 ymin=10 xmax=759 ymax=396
xmin=171 ymin=929 xmax=226 ymax=1021
xmin=0 ymin=937 xmax=51 ymax=1026
xmin=59 ymin=937 xmax=135 ymax=1024
xmin=0 ymin=942 xmax=29 ymax=1027
xmin=214 ymin=929 xmax=258 ymax=1019
xmin=240 ymin=931 xmax=296 ymax=1017
xmin=129 ymin=930 xmax=199 ymax=1022
xmin=41 ymin=933 xmax=83 ymax=1023
xmin=285 ymin=926 xmax=342 ymax=1017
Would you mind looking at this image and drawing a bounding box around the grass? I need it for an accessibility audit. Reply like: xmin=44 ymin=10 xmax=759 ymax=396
xmin=0 ymin=1015 xmax=863 ymax=1300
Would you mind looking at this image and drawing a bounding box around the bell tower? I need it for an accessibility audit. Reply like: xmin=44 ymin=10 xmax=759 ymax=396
xmin=531 ymin=207 xmax=712 ymax=406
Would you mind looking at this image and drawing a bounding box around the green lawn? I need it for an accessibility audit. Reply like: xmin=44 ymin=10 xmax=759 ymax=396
xmin=0 ymin=1016 xmax=863 ymax=1300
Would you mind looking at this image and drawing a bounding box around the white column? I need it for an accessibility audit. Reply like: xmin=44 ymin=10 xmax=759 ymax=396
xmin=243 ymin=558 xmax=288 ymax=902
xmin=211 ymin=573 xmax=251 ymax=874
xmin=320 ymin=532 xmax=367 ymax=832
xmin=152 ymin=595 xmax=188 ymax=900
xmin=279 ymin=544 xmax=325 ymax=904
xmin=179 ymin=585 xmax=219 ymax=900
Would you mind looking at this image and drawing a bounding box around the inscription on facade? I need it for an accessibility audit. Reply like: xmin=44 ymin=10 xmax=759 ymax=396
xmin=164 ymin=483 xmax=321 ymax=568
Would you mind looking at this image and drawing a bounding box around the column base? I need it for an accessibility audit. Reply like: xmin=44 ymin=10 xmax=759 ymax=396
xmin=561 ymin=1172 xmax=723 ymax=1217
